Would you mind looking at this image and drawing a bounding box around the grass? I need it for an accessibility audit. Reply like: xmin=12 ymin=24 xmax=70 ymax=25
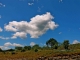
xmin=0 ymin=49 xmax=80 ymax=59
xmin=0 ymin=43 xmax=80 ymax=59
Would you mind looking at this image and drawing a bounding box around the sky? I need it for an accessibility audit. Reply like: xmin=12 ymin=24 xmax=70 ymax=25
xmin=0 ymin=0 xmax=80 ymax=49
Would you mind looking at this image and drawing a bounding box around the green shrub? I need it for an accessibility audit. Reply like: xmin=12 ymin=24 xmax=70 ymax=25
xmin=34 ymin=49 xmax=38 ymax=52
xmin=11 ymin=52 xmax=15 ymax=55
xmin=21 ymin=49 xmax=26 ymax=52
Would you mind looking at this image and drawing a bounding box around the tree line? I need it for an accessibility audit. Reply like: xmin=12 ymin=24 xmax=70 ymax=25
xmin=0 ymin=38 xmax=70 ymax=52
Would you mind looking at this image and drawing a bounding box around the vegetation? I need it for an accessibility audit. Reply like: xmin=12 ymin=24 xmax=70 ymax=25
xmin=63 ymin=40 xmax=69 ymax=50
xmin=46 ymin=38 xmax=58 ymax=48
xmin=0 ymin=38 xmax=80 ymax=59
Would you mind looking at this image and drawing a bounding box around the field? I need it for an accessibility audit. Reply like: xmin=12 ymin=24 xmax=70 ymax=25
xmin=0 ymin=49 xmax=80 ymax=60
xmin=0 ymin=43 xmax=80 ymax=60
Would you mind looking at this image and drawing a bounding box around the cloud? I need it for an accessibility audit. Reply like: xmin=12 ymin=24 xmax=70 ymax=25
xmin=4 ymin=12 xmax=58 ymax=39
xmin=11 ymin=32 xmax=27 ymax=39
xmin=0 ymin=46 xmax=10 ymax=50
xmin=59 ymin=0 xmax=63 ymax=2
xmin=4 ymin=42 xmax=12 ymax=46
xmin=0 ymin=15 xmax=1 ymax=18
xmin=72 ymin=40 xmax=80 ymax=44
xmin=59 ymin=32 xmax=62 ymax=34
xmin=0 ymin=27 xmax=3 ymax=32
xmin=0 ymin=3 xmax=5 ymax=7
xmin=28 ymin=3 xmax=34 ymax=6
xmin=0 ymin=42 xmax=23 ymax=50
xmin=38 ymin=7 xmax=41 ymax=12
xmin=4 ymin=42 xmax=23 ymax=47
xmin=13 ymin=43 xmax=23 ymax=47
xmin=0 ymin=36 xmax=10 ymax=40
xmin=30 ymin=42 xmax=35 ymax=46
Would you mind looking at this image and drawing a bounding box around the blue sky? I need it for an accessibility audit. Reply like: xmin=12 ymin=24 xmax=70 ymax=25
xmin=0 ymin=0 xmax=80 ymax=49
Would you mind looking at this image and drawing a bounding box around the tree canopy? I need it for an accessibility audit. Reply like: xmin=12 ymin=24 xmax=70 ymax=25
xmin=46 ymin=38 xmax=58 ymax=49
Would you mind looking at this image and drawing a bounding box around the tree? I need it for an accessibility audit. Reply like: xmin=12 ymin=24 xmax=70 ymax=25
xmin=63 ymin=40 xmax=69 ymax=50
xmin=54 ymin=43 xmax=58 ymax=49
xmin=32 ymin=44 xmax=40 ymax=50
xmin=6 ymin=49 xmax=15 ymax=52
xmin=0 ymin=48 xmax=2 ymax=52
xmin=24 ymin=46 xmax=31 ymax=50
xmin=46 ymin=38 xmax=58 ymax=48
xmin=15 ymin=46 xmax=23 ymax=50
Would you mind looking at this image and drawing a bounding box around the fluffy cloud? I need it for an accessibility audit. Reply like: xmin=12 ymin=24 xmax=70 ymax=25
xmin=30 ymin=42 xmax=35 ymax=46
xmin=13 ymin=43 xmax=23 ymax=47
xmin=0 ymin=42 xmax=23 ymax=50
xmin=0 ymin=46 xmax=10 ymax=50
xmin=4 ymin=42 xmax=12 ymax=46
xmin=11 ymin=32 xmax=27 ymax=39
xmin=4 ymin=12 xmax=58 ymax=39
xmin=4 ymin=42 xmax=23 ymax=47
xmin=72 ymin=40 xmax=80 ymax=44
xmin=0 ymin=27 xmax=3 ymax=32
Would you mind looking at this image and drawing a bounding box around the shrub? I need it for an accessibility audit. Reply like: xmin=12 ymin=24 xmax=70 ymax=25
xmin=34 ymin=49 xmax=38 ymax=52
xmin=21 ymin=49 xmax=26 ymax=52
xmin=11 ymin=52 xmax=15 ymax=55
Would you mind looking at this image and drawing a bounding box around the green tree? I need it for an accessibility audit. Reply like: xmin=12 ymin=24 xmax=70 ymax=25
xmin=54 ymin=43 xmax=58 ymax=49
xmin=6 ymin=49 xmax=15 ymax=52
xmin=24 ymin=46 xmax=31 ymax=50
xmin=0 ymin=48 xmax=2 ymax=52
xmin=46 ymin=38 xmax=58 ymax=48
xmin=63 ymin=40 xmax=69 ymax=50
xmin=15 ymin=46 xmax=23 ymax=50
xmin=32 ymin=44 xmax=40 ymax=50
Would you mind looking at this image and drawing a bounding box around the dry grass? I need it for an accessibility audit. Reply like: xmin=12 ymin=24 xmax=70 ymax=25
xmin=0 ymin=49 xmax=80 ymax=59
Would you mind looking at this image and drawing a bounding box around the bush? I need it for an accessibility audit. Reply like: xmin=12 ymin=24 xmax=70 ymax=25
xmin=11 ymin=52 xmax=15 ymax=55
xmin=21 ymin=49 xmax=26 ymax=52
xmin=34 ymin=49 xmax=38 ymax=52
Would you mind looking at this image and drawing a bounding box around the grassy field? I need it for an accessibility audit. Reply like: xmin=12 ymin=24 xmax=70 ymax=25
xmin=0 ymin=44 xmax=80 ymax=60
xmin=0 ymin=49 xmax=80 ymax=60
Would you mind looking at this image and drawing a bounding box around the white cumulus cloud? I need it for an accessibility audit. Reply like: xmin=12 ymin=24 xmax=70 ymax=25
xmin=4 ymin=42 xmax=23 ymax=47
xmin=30 ymin=42 xmax=35 ymax=46
xmin=11 ymin=32 xmax=27 ymax=39
xmin=0 ymin=27 xmax=3 ymax=32
xmin=0 ymin=42 xmax=23 ymax=50
xmin=4 ymin=42 xmax=12 ymax=47
xmin=13 ymin=43 xmax=23 ymax=47
xmin=4 ymin=12 xmax=58 ymax=39
xmin=72 ymin=40 xmax=80 ymax=44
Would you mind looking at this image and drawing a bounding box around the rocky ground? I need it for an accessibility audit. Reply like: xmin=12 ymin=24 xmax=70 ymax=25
xmin=1 ymin=54 xmax=80 ymax=60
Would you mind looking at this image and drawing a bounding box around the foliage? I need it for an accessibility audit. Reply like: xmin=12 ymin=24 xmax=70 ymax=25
xmin=63 ymin=40 xmax=69 ymax=50
xmin=32 ymin=44 xmax=41 ymax=50
xmin=21 ymin=49 xmax=26 ymax=52
xmin=0 ymin=48 xmax=3 ymax=52
xmin=24 ymin=46 xmax=31 ymax=50
xmin=6 ymin=49 xmax=15 ymax=52
xmin=54 ymin=43 xmax=58 ymax=49
xmin=46 ymin=38 xmax=58 ymax=49
xmin=15 ymin=46 xmax=23 ymax=50
xmin=34 ymin=49 xmax=38 ymax=52
xmin=11 ymin=52 xmax=16 ymax=55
